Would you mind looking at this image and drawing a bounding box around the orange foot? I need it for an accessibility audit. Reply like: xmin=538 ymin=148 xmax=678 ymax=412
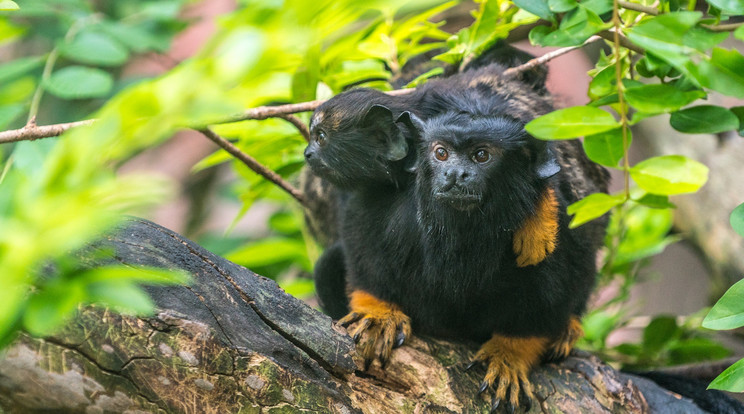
xmin=338 ymin=290 xmax=412 ymax=369
xmin=468 ymin=334 xmax=548 ymax=412
xmin=545 ymin=315 xmax=583 ymax=362
xmin=513 ymin=188 xmax=559 ymax=267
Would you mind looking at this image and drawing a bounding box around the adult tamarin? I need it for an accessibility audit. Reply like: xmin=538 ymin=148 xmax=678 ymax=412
xmin=304 ymin=58 xmax=608 ymax=411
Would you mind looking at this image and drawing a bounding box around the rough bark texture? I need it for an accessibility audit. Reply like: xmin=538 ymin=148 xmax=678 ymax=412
xmin=0 ymin=218 xmax=709 ymax=413
xmin=634 ymin=117 xmax=744 ymax=296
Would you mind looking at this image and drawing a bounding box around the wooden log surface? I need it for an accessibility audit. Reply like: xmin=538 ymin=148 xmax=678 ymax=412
xmin=0 ymin=218 xmax=712 ymax=413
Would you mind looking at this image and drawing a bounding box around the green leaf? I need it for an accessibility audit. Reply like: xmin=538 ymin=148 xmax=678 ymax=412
xmin=549 ymin=0 xmax=578 ymax=12
xmin=582 ymin=309 xmax=621 ymax=344
xmin=641 ymin=316 xmax=679 ymax=354
xmin=567 ymin=193 xmax=625 ymax=228
xmin=709 ymin=357 xmax=744 ymax=391
xmin=59 ymin=31 xmax=129 ymax=67
xmin=526 ymin=106 xmax=619 ymax=139
xmin=691 ymin=48 xmax=744 ymax=99
xmin=406 ymin=67 xmax=444 ymax=88
xmin=735 ymin=24 xmax=744 ymax=41
xmin=0 ymin=104 xmax=24 ymax=130
xmin=682 ymin=27 xmax=728 ymax=52
xmin=23 ymin=282 xmax=86 ymax=336
xmin=668 ymin=338 xmax=730 ymax=365
xmin=613 ymin=205 xmax=677 ymax=265
xmin=513 ymin=0 xmax=555 ymax=20
xmin=0 ymin=56 xmax=44 ymax=85
xmin=588 ymin=64 xmax=618 ymax=99
xmin=634 ymin=193 xmax=676 ymax=209
xmin=626 ymin=12 xmax=702 ymax=68
xmin=531 ymin=5 xmax=607 ymax=47
xmin=79 ymin=266 xmax=191 ymax=285
xmin=706 ymin=0 xmax=744 ymax=14
xmin=630 ymin=155 xmax=708 ymax=195
xmin=670 ymin=105 xmax=740 ymax=134
xmin=730 ymin=202 xmax=744 ymax=239
xmin=226 ymin=238 xmax=311 ymax=271
xmin=583 ymin=127 xmax=628 ymax=168
xmin=624 ymin=84 xmax=705 ymax=114
xmin=0 ymin=1 xmax=19 ymax=10
xmin=44 ymin=66 xmax=113 ymax=99
xmin=731 ymin=106 xmax=744 ymax=137
xmin=86 ymin=281 xmax=154 ymax=315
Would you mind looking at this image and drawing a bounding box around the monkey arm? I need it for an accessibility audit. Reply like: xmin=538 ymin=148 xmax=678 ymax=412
xmin=339 ymin=290 xmax=412 ymax=369
xmin=512 ymin=188 xmax=559 ymax=267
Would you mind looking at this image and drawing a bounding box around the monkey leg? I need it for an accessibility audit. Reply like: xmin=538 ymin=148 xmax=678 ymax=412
xmin=338 ymin=290 xmax=412 ymax=369
xmin=544 ymin=315 xmax=584 ymax=362
xmin=513 ymin=188 xmax=559 ymax=267
xmin=469 ymin=334 xmax=549 ymax=412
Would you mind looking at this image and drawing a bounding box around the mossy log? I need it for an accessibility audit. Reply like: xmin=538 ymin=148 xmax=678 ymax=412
xmin=0 ymin=218 xmax=708 ymax=413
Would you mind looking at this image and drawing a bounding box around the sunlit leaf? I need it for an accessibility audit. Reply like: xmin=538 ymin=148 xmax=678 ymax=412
xmin=86 ymin=282 xmax=154 ymax=315
xmin=731 ymin=106 xmax=744 ymax=137
xmin=630 ymin=155 xmax=708 ymax=195
xmin=567 ymin=193 xmax=625 ymax=228
xmin=0 ymin=56 xmax=44 ymax=85
xmin=0 ymin=1 xmax=19 ymax=11
xmin=23 ymin=282 xmax=86 ymax=336
xmin=624 ymin=84 xmax=705 ymax=114
xmin=582 ymin=127 xmax=628 ymax=168
xmin=513 ymin=0 xmax=554 ymax=20
xmin=730 ymin=202 xmax=744 ymax=239
xmin=59 ymin=31 xmax=130 ymax=67
xmin=526 ymin=106 xmax=619 ymax=139
xmin=690 ymin=48 xmax=744 ymax=99
xmin=709 ymin=357 xmax=744 ymax=391
xmin=706 ymin=0 xmax=744 ymax=14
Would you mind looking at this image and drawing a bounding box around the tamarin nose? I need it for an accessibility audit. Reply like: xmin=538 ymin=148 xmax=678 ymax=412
xmin=304 ymin=147 xmax=315 ymax=160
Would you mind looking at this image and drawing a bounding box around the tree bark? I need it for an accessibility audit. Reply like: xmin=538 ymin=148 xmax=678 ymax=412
xmin=0 ymin=218 xmax=709 ymax=413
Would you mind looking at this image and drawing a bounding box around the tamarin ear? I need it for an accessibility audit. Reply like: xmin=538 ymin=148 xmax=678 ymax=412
xmin=395 ymin=111 xmax=425 ymax=172
xmin=535 ymin=143 xmax=560 ymax=179
xmin=362 ymin=104 xmax=408 ymax=162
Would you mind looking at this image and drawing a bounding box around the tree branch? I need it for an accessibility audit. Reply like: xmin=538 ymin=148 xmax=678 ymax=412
xmin=0 ymin=119 xmax=95 ymax=144
xmin=197 ymin=127 xmax=305 ymax=205
xmin=618 ymin=0 xmax=659 ymax=15
xmin=597 ymin=30 xmax=645 ymax=54
xmin=277 ymin=114 xmax=310 ymax=142
xmin=503 ymin=35 xmax=603 ymax=78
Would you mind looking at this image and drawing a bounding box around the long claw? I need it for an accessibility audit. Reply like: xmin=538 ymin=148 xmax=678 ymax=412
xmin=507 ymin=402 xmax=516 ymax=414
xmin=490 ymin=396 xmax=501 ymax=412
xmin=466 ymin=361 xmax=479 ymax=371
xmin=520 ymin=381 xmax=532 ymax=412
xmin=339 ymin=312 xmax=361 ymax=327
xmin=394 ymin=329 xmax=406 ymax=348
xmin=478 ymin=381 xmax=489 ymax=395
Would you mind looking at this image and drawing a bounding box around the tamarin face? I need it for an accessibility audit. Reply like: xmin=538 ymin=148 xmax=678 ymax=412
xmin=303 ymin=89 xmax=410 ymax=189
xmin=404 ymin=111 xmax=560 ymax=212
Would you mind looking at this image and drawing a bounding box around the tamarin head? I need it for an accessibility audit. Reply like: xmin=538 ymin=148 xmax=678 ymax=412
xmin=304 ymin=89 xmax=414 ymax=190
xmin=400 ymin=111 xmax=559 ymax=215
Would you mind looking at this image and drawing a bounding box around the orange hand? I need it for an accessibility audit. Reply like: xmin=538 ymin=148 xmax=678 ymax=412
xmin=339 ymin=290 xmax=412 ymax=369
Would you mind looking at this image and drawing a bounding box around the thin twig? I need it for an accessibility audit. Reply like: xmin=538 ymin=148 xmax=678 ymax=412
xmin=277 ymin=114 xmax=310 ymax=142
xmin=0 ymin=119 xmax=95 ymax=144
xmin=618 ymin=0 xmax=659 ymax=15
xmin=597 ymin=30 xmax=645 ymax=54
xmin=702 ymin=21 xmax=744 ymax=32
xmin=197 ymin=127 xmax=305 ymax=205
xmin=503 ymin=35 xmax=603 ymax=78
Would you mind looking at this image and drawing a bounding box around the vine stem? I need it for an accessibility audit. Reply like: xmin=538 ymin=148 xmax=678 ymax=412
xmin=613 ymin=0 xmax=631 ymax=201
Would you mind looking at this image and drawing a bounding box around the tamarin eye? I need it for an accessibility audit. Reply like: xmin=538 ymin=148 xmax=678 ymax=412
xmin=473 ymin=149 xmax=490 ymax=163
xmin=434 ymin=146 xmax=449 ymax=161
xmin=316 ymin=131 xmax=327 ymax=146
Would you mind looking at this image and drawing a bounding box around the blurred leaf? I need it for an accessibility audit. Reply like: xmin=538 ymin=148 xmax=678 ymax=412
xmin=23 ymin=281 xmax=86 ymax=336
xmin=44 ymin=66 xmax=113 ymax=99
xmin=668 ymin=337 xmax=730 ymax=365
xmin=624 ymin=84 xmax=705 ymax=114
xmin=0 ymin=1 xmax=18 ymax=10
xmin=79 ymin=266 xmax=191 ymax=285
xmin=269 ymin=211 xmax=303 ymax=236
xmin=526 ymin=106 xmax=619 ymax=139
xmin=549 ymin=0 xmax=577 ymax=12
xmin=682 ymin=27 xmax=728 ymax=52
xmin=0 ymin=76 xmax=35 ymax=105
xmin=634 ymin=193 xmax=676 ymax=209
xmin=59 ymin=31 xmax=130 ymax=67
xmin=405 ymin=67 xmax=444 ymax=88
xmin=582 ymin=310 xmax=621 ymax=345
xmin=709 ymin=357 xmax=744 ymax=391
xmin=736 ymin=24 xmax=744 ymax=41
xmin=588 ymin=64 xmax=618 ymax=99
xmin=614 ymin=205 xmax=677 ymax=265
xmin=731 ymin=106 xmax=744 ymax=136
xmin=280 ymin=278 xmax=315 ymax=299
xmin=530 ymin=5 xmax=607 ymax=47
xmin=582 ymin=127 xmax=628 ymax=168
xmin=86 ymin=281 xmax=154 ymax=315
xmin=0 ymin=56 xmax=44 ymax=85
xmin=704 ymin=278 xmax=744 ymax=330
xmin=731 ymin=202 xmax=744 ymax=238
xmin=513 ymin=0 xmax=554 ymax=20
xmin=226 ymin=238 xmax=311 ymax=271
xmin=670 ymin=105 xmax=740 ymax=134
xmin=642 ymin=316 xmax=679 ymax=354
xmin=630 ymin=155 xmax=708 ymax=195
xmin=0 ymin=104 xmax=24 ymax=130
xmin=626 ymin=12 xmax=701 ymax=68
xmin=567 ymin=193 xmax=625 ymax=228
xmin=706 ymin=0 xmax=744 ymax=14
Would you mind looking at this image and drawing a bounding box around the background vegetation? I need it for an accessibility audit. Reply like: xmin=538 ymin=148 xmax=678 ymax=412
xmin=1 ymin=0 xmax=744 ymax=391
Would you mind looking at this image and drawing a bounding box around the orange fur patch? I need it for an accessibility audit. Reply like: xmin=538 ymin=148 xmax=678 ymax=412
xmin=473 ymin=335 xmax=549 ymax=406
xmin=513 ymin=188 xmax=559 ymax=267
xmin=545 ymin=316 xmax=583 ymax=362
